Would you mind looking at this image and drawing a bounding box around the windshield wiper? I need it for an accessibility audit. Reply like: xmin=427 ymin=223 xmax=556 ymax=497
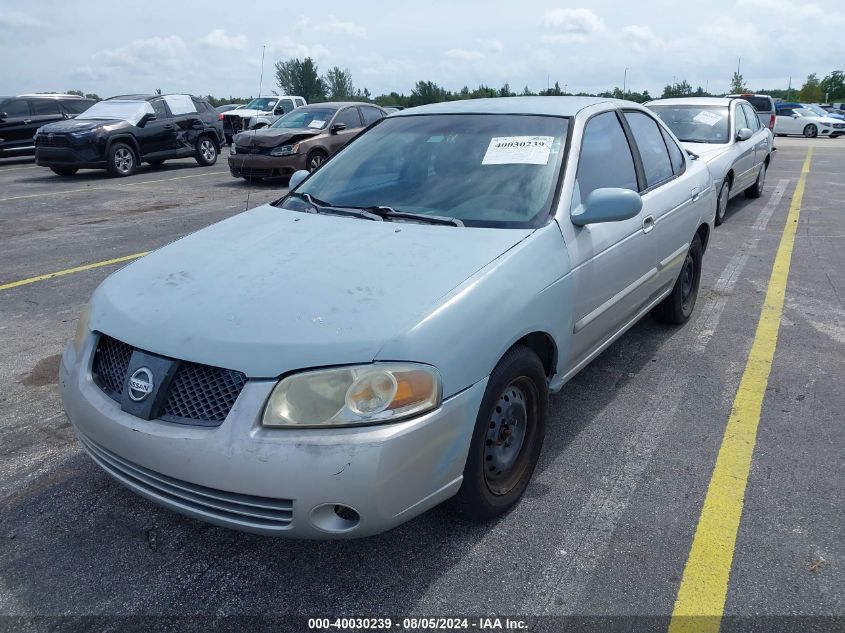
xmin=360 ymin=205 xmax=464 ymax=227
xmin=289 ymin=192 xmax=383 ymax=221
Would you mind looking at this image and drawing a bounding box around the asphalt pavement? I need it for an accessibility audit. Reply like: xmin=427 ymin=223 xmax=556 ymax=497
xmin=0 ymin=140 xmax=842 ymax=632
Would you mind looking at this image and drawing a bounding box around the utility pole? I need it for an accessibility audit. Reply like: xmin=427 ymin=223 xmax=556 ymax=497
xmin=623 ymin=67 xmax=628 ymax=95
xmin=787 ymin=76 xmax=792 ymax=101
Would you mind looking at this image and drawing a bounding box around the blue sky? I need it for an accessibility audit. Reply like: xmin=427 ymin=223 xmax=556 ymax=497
xmin=1 ymin=0 xmax=842 ymax=98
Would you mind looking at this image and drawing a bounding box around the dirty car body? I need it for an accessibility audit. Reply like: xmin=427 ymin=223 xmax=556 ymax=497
xmin=61 ymin=97 xmax=715 ymax=538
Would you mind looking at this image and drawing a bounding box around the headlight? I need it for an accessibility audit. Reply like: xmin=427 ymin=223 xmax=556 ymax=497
xmin=73 ymin=303 xmax=91 ymax=354
xmin=262 ymin=363 xmax=441 ymax=428
xmin=270 ymin=143 xmax=299 ymax=157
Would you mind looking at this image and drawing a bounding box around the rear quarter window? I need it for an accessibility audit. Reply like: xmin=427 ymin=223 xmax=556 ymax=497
xmin=744 ymin=96 xmax=772 ymax=112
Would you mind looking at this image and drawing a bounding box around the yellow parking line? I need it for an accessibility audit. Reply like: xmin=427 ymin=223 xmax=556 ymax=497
xmin=668 ymin=147 xmax=813 ymax=633
xmin=0 ymin=252 xmax=148 ymax=291
xmin=0 ymin=170 xmax=228 ymax=202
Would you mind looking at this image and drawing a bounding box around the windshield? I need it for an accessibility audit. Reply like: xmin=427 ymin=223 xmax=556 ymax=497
xmin=649 ymin=105 xmax=730 ymax=144
xmin=75 ymin=100 xmax=153 ymax=124
xmin=245 ymin=98 xmax=279 ymax=111
xmin=278 ymin=114 xmax=568 ymax=228
xmin=270 ymin=108 xmax=336 ymax=130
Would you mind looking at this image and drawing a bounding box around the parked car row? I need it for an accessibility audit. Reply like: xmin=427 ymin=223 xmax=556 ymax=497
xmin=59 ymin=94 xmax=789 ymax=539
xmin=0 ymin=93 xmax=96 ymax=157
xmin=773 ymin=102 xmax=845 ymax=138
xmin=221 ymin=95 xmax=307 ymax=144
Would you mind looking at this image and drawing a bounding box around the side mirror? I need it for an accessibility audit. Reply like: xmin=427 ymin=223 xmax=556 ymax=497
xmin=791 ymin=113 xmax=799 ymax=118
xmin=736 ymin=127 xmax=753 ymax=141
xmin=330 ymin=123 xmax=347 ymax=135
xmin=571 ymin=188 xmax=642 ymax=227
xmin=289 ymin=169 xmax=309 ymax=190
xmin=138 ymin=113 xmax=156 ymax=127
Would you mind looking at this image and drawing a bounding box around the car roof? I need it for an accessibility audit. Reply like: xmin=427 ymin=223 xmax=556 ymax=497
xmin=647 ymin=97 xmax=734 ymax=107
xmin=16 ymin=93 xmax=86 ymax=99
xmin=106 ymin=94 xmax=204 ymax=102
xmin=299 ymin=101 xmax=381 ymax=110
xmin=392 ymin=96 xmax=624 ymax=117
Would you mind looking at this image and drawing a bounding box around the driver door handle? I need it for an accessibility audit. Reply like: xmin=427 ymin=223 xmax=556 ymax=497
xmin=642 ymin=215 xmax=655 ymax=233
xmin=690 ymin=187 xmax=701 ymax=201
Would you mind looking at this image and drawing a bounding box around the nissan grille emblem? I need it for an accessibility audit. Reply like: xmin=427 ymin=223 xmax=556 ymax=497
xmin=128 ymin=367 xmax=154 ymax=402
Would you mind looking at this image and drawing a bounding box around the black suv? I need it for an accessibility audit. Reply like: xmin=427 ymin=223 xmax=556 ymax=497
xmin=34 ymin=94 xmax=224 ymax=177
xmin=0 ymin=94 xmax=95 ymax=158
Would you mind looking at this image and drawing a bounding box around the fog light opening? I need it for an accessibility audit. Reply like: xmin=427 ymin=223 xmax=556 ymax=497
xmin=309 ymin=503 xmax=361 ymax=533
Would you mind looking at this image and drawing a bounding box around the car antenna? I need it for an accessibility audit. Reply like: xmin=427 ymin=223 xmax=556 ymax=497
xmin=245 ymin=44 xmax=266 ymax=212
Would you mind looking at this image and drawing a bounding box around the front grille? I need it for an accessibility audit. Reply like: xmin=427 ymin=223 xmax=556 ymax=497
xmin=833 ymin=123 xmax=845 ymax=129
xmin=92 ymin=336 xmax=132 ymax=399
xmin=78 ymin=433 xmax=293 ymax=530
xmin=92 ymin=334 xmax=247 ymax=426
xmin=229 ymin=166 xmax=275 ymax=178
xmin=36 ymin=135 xmax=72 ymax=147
xmin=163 ymin=361 xmax=247 ymax=424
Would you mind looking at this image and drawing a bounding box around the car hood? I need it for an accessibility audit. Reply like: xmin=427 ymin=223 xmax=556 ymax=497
xmin=679 ymin=142 xmax=730 ymax=164
xmin=90 ymin=205 xmax=533 ymax=377
xmin=234 ymin=127 xmax=322 ymax=148
xmin=224 ymin=108 xmax=268 ymax=118
xmin=37 ymin=118 xmax=122 ymax=134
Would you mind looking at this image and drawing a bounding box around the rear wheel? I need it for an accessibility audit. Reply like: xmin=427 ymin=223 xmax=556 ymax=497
xmin=107 ymin=142 xmax=136 ymax=177
xmin=803 ymin=124 xmax=818 ymax=138
xmin=195 ymin=136 xmax=218 ymax=166
xmin=745 ymin=162 xmax=766 ymax=199
xmin=50 ymin=166 xmax=77 ymax=177
xmin=652 ymin=234 xmax=703 ymax=325
xmin=448 ymin=346 xmax=547 ymax=520
xmin=714 ymin=178 xmax=730 ymax=226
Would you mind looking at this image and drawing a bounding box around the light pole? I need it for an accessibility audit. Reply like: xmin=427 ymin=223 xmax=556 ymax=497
xmin=623 ymin=67 xmax=628 ymax=96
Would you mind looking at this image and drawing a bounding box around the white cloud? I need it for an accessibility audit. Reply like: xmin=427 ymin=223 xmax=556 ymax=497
xmin=445 ymin=48 xmax=485 ymax=61
xmin=268 ymin=37 xmax=329 ymax=60
xmin=199 ymin=29 xmax=248 ymax=51
xmin=0 ymin=11 xmax=48 ymax=30
xmin=475 ymin=38 xmax=504 ymax=53
xmin=621 ymin=25 xmax=666 ymax=52
xmin=94 ymin=35 xmax=188 ymax=74
xmin=313 ymin=15 xmax=366 ymax=38
xmin=540 ymin=8 xmax=605 ymax=43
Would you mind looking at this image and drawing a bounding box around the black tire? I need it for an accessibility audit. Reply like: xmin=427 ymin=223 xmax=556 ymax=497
xmin=745 ymin=161 xmax=766 ymax=199
xmin=50 ymin=166 xmax=78 ymax=177
xmin=652 ymin=234 xmax=703 ymax=325
xmin=107 ymin=142 xmax=136 ymax=177
xmin=803 ymin=124 xmax=818 ymax=138
xmin=195 ymin=135 xmax=218 ymax=166
xmin=448 ymin=345 xmax=548 ymax=520
xmin=714 ymin=178 xmax=730 ymax=226
xmin=147 ymin=159 xmax=165 ymax=168
xmin=307 ymin=149 xmax=328 ymax=172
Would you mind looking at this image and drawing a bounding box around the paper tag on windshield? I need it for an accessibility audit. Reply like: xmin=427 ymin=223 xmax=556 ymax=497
xmin=482 ymin=136 xmax=554 ymax=165
xmin=308 ymin=120 xmax=325 ymax=128
xmin=693 ymin=111 xmax=722 ymax=126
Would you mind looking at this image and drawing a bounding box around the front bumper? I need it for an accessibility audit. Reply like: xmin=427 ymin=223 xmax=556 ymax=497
xmin=60 ymin=336 xmax=486 ymax=538
xmin=228 ymin=153 xmax=306 ymax=179
xmin=35 ymin=144 xmax=106 ymax=169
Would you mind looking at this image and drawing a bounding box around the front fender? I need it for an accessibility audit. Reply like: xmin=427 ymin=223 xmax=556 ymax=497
xmin=375 ymin=223 xmax=573 ymax=398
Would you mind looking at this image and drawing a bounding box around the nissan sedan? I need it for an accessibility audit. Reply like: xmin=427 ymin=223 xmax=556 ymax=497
xmin=647 ymin=97 xmax=773 ymax=225
xmin=61 ymin=97 xmax=715 ymax=538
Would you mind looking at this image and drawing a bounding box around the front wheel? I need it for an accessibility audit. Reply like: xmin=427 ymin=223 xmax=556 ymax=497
xmin=195 ymin=136 xmax=218 ymax=166
xmin=448 ymin=345 xmax=548 ymax=520
xmin=50 ymin=166 xmax=78 ymax=177
xmin=745 ymin=162 xmax=766 ymax=199
xmin=107 ymin=142 xmax=136 ymax=177
xmin=803 ymin=124 xmax=818 ymax=138
xmin=652 ymin=234 xmax=703 ymax=325
xmin=714 ymin=178 xmax=730 ymax=226
xmin=307 ymin=150 xmax=328 ymax=172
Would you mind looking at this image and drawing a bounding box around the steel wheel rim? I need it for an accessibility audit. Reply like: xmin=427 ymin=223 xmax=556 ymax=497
xmin=200 ymin=139 xmax=216 ymax=161
xmin=484 ymin=378 xmax=535 ymax=496
xmin=309 ymin=154 xmax=324 ymax=171
xmin=681 ymin=251 xmax=696 ymax=310
xmin=718 ymin=183 xmax=729 ymax=220
xmin=114 ymin=148 xmax=133 ymax=173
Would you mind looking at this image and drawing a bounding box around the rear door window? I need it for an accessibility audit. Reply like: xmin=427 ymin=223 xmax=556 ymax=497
xmin=334 ymin=107 xmax=363 ymax=128
xmin=625 ymin=111 xmax=674 ymax=189
xmin=744 ymin=96 xmax=772 ymax=112
xmin=61 ymin=99 xmax=94 ymax=115
xmin=360 ymin=106 xmax=385 ymax=125
xmin=30 ymin=100 xmax=61 ymax=115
